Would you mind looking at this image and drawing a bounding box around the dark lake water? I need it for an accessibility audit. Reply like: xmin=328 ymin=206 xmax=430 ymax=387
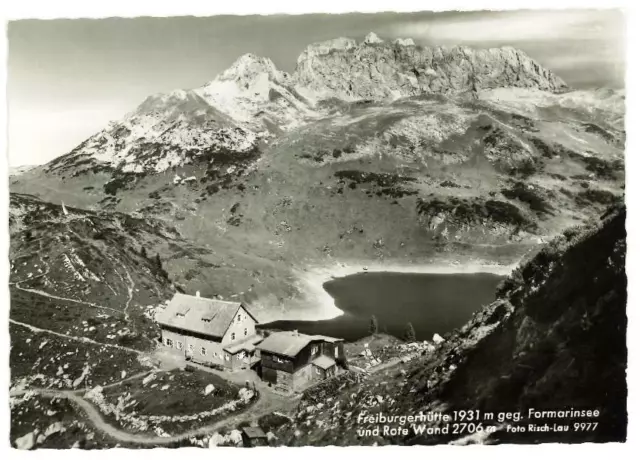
xmin=262 ymin=271 xmax=504 ymax=342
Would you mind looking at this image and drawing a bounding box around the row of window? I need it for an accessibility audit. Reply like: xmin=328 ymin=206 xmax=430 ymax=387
xmin=164 ymin=338 xmax=223 ymax=358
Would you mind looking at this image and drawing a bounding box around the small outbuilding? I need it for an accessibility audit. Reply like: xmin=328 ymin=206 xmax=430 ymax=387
xmin=257 ymin=330 xmax=345 ymax=392
xmin=241 ymin=426 xmax=268 ymax=447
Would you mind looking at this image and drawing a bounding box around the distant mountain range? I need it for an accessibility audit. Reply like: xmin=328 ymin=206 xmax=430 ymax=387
xmin=37 ymin=32 xmax=570 ymax=176
xmin=9 ymin=165 xmax=37 ymax=177
xmin=10 ymin=33 xmax=625 ymax=322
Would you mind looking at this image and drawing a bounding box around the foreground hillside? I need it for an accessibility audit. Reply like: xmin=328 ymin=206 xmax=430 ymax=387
xmin=8 ymin=203 xmax=625 ymax=448
xmin=272 ymin=203 xmax=626 ymax=445
xmin=9 ymin=194 xmax=177 ymax=388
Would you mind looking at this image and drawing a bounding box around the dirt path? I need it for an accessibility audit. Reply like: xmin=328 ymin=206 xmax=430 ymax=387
xmin=10 ymin=386 xmax=294 ymax=446
xmin=368 ymin=357 xmax=403 ymax=373
xmin=121 ymin=265 xmax=135 ymax=321
xmin=13 ymin=283 xmax=122 ymax=315
xmin=11 ymin=349 xmax=295 ymax=446
xmin=9 ymin=319 xmax=143 ymax=355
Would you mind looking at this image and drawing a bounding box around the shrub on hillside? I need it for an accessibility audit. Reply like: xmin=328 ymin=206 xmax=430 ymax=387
xmin=501 ymin=182 xmax=554 ymax=215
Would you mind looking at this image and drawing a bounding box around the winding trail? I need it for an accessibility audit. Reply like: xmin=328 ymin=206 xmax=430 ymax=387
xmin=10 ymin=386 xmax=293 ymax=446
xmin=9 ymin=319 xmax=143 ymax=355
xmin=121 ymin=264 xmax=135 ymax=321
xmin=10 ymin=317 xmax=294 ymax=446
xmin=13 ymin=283 xmax=122 ymax=315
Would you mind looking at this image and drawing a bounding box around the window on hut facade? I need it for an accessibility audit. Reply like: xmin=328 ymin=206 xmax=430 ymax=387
xmin=311 ymin=345 xmax=319 ymax=355
xmin=165 ymin=338 xmax=173 ymax=347
xmin=176 ymin=341 xmax=183 ymax=350
xmin=231 ymin=332 xmax=236 ymax=340
xmin=334 ymin=346 xmax=339 ymax=358
xmin=189 ymin=344 xmax=194 ymax=352
xmin=201 ymin=347 xmax=206 ymax=356
xmin=244 ymin=328 xmax=247 ymax=336
xmin=237 ymin=314 xmax=241 ymax=322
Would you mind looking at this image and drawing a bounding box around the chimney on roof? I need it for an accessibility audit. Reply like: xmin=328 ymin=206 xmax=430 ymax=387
xmin=293 ymin=330 xmax=298 ymax=336
xmin=196 ymin=291 xmax=200 ymax=297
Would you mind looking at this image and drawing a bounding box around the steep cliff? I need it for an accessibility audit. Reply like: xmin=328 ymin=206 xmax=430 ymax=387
xmin=409 ymin=203 xmax=628 ymax=444
xmin=293 ymin=33 xmax=567 ymax=102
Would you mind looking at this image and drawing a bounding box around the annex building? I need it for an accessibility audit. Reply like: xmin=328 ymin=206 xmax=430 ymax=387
xmin=257 ymin=330 xmax=345 ymax=392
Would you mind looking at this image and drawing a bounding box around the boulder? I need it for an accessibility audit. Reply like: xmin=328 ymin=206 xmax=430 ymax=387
xmin=15 ymin=432 xmax=35 ymax=450
xmin=208 ymin=432 xmax=225 ymax=448
xmin=204 ymin=384 xmax=215 ymax=396
xmin=238 ymin=388 xmax=253 ymax=401
xmin=44 ymin=422 xmax=65 ymax=437
xmin=142 ymin=373 xmax=156 ymax=385
xmin=433 ymin=333 xmax=445 ymax=344
xmin=363 ymin=32 xmax=384 ymax=45
xmin=227 ymin=429 xmax=243 ymax=445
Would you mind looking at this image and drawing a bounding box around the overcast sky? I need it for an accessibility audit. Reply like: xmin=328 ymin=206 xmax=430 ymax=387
xmin=7 ymin=10 xmax=626 ymax=167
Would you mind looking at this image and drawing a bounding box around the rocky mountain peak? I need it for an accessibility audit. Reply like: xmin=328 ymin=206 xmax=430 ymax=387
xmin=216 ymin=53 xmax=287 ymax=86
xmin=362 ymin=32 xmax=384 ymax=45
xmin=393 ymin=37 xmax=415 ymax=46
xmin=133 ymin=89 xmax=211 ymax=117
xmin=292 ymin=34 xmax=568 ymax=102
xmin=42 ymin=32 xmax=576 ymax=180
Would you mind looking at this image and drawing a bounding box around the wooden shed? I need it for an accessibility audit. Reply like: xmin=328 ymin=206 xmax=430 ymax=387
xmin=241 ymin=426 xmax=268 ymax=447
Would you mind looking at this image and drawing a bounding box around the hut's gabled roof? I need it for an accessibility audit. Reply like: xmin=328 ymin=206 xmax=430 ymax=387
xmin=256 ymin=331 xmax=341 ymax=358
xmin=156 ymin=293 xmax=257 ymax=338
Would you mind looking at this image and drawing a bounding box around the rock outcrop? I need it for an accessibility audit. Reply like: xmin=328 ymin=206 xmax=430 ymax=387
xmin=293 ymin=32 xmax=567 ymax=102
xmin=196 ymin=53 xmax=314 ymax=131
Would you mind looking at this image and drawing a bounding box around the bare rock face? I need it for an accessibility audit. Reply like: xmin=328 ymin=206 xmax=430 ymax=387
xmin=196 ymin=53 xmax=314 ymax=131
xmin=293 ymin=33 xmax=567 ymax=102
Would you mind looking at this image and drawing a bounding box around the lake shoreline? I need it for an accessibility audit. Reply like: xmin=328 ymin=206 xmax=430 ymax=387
xmin=278 ymin=259 xmax=519 ymax=324
xmin=266 ymin=268 xmax=507 ymax=341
